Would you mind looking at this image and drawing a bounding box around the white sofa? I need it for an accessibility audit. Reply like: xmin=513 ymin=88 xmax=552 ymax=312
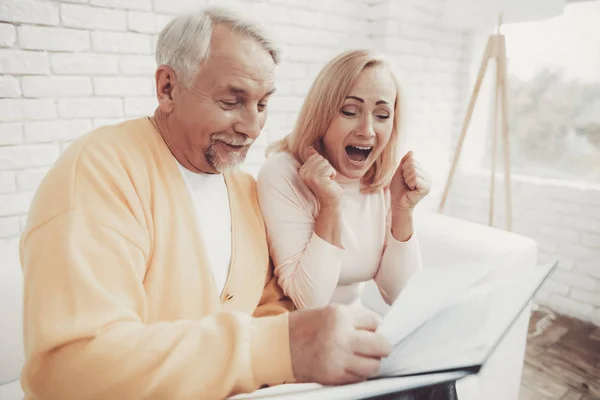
xmin=0 ymin=238 xmax=25 ymax=400
xmin=0 ymin=211 xmax=537 ymax=400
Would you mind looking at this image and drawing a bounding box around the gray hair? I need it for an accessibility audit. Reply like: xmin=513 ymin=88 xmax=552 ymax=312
xmin=155 ymin=6 xmax=280 ymax=88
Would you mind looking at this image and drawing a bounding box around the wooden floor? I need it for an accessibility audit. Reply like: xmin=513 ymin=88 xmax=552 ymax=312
xmin=519 ymin=309 xmax=600 ymax=400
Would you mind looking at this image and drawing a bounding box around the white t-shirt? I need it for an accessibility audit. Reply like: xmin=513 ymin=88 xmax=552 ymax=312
xmin=177 ymin=164 xmax=231 ymax=296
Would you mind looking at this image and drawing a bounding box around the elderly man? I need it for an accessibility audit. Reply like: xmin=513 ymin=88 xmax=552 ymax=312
xmin=19 ymin=7 xmax=393 ymax=400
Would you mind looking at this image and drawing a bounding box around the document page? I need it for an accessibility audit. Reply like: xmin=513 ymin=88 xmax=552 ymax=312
xmin=376 ymin=262 xmax=557 ymax=377
xmin=378 ymin=284 xmax=495 ymax=376
xmin=376 ymin=260 xmax=497 ymax=347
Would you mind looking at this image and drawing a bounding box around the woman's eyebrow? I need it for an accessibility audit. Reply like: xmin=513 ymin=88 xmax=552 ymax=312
xmin=345 ymin=95 xmax=364 ymax=103
xmin=345 ymin=96 xmax=390 ymax=106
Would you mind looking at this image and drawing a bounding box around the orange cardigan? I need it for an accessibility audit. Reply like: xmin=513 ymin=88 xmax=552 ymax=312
xmin=19 ymin=118 xmax=294 ymax=400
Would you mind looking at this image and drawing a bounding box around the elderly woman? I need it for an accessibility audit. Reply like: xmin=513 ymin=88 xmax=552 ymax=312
xmin=257 ymin=49 xmax=432 ymax=310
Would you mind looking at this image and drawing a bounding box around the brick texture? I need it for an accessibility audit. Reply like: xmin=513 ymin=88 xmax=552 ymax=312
xmin=445 ymin=171 xmax=600 ymax=325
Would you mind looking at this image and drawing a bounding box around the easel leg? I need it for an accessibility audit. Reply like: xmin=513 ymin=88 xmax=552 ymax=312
xmin=498 ymin=38 xmax=512 ymax=231
xmin=489 ymin=57 xmax=501 ymax=227
xmin=439 ymin=39 xmax=493 ymax=213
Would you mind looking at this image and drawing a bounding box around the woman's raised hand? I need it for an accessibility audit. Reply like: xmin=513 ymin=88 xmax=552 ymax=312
xmin=299 ymin=147 xmax=343 ymax=208
xmin=390 ymin=151 xmax=432 ymax=212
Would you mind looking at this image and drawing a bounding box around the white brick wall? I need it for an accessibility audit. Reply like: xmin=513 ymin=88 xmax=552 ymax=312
xmin=18 ymin=25 xmax=90 ymax=52
xmin=0 ymin=23 xmax=16 ymax=47
xmin=0 ymin=144 xmax=60 ymax=169
xmin=60 ymin=4 xmax=127 ymax=31
xmin=0 ymin=215 xmax=19 ymax=238
xmin=91 ymin=31 xmax=152 ymax=54
xmin=0 ymin=122 xmax=22 ymax=145
xmin=0 ymin=191 xmax=35 ymax=217
xmin=445 ymin=171 xmax=600 ymax=326
xmin=16 ymin=168 xmax=50 ymax=191
xmin=22 ymin=76 xmax=93 ymax=98
xmin=22 ymin=99 xmax=58 ymax=120
xmin=0 ymin=0 xmax=60 ymax=26
xmin=89 ymin=0 xmax=153 ymax=11
xmin=118 ymin=55 xmax=156 ymax=75
xmin=0 ymin=171 xmax=16 ymax=194
xmin=0 ymin=49 xmax=50 ymax=75
xmin=0 ymin=99 xmax=58 ymax=121
xmin=24 ymin=120 xmax=93 ymax=143
xmin=124 ymin=96 xmax=157 ymax=117
xmin=57 ymin=98 xmax=124 ymax=118
xmin=0 ymin=0 xmax=472 ymax=316
xmin=50 ymin=53 xmax=119 ymax=75
xmin=0 ymin=75 xmax=20 ymax=97
xmin=127 ymin=11 xmax=159 ymax=34
xmin=93 ymin=77 xmax=153 ymax=96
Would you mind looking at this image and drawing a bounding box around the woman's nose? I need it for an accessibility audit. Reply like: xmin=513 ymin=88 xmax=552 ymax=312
xmin=356 ymin=116 xmax=375 ymax=139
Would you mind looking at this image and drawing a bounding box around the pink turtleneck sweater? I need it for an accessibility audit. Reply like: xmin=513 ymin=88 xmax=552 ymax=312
xmin=257 ymin=151 xmax=423 ymax=309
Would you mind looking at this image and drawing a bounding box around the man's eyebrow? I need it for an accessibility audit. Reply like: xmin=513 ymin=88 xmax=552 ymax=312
xmin=376 ymin=100 xmax=390 ymax=105
xmin=227 ymin=85 xmax=248 ymax=95
xmin=226 ymin=85 xmax=277 ymax=97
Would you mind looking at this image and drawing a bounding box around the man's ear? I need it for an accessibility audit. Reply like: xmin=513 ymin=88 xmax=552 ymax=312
xmin=155 ymin=65 xmax=179 ymax=113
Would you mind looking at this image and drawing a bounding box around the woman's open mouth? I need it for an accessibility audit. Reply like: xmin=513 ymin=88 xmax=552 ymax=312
xmin=345 ymin=145 xmax=372 ymax=166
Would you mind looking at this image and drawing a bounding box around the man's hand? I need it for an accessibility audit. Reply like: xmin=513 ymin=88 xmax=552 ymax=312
xmin=289 ymin=305 xmax=392 ymax=385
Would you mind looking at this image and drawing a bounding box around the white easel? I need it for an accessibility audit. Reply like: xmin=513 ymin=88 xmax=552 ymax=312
xmin=438 ymin=15 xmax=513 ymax=231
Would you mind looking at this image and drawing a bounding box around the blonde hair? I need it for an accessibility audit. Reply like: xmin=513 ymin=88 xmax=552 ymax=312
xmin=266 ymin=49 xmax=402 ymax=193
xmin=156 ymin=6 xmax=280 ymax=88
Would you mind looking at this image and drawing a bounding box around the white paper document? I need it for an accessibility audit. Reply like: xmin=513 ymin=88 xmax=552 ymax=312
xmin=376 ymin=261 xmax=557 ymax=377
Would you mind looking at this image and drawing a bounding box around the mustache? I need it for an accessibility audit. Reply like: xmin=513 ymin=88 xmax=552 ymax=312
xmin=211 ymin=133 xmax=254 ymax=146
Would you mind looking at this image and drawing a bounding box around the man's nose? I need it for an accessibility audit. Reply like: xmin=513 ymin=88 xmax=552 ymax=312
xmin=234 ymin=107 xmax=261 ymax=140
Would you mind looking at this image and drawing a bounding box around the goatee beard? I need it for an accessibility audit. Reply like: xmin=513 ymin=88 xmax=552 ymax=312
xmin=205 ymin=132 xmax=253 ymax=173
xmin=205 ymin=143 xmax=250 ymax=173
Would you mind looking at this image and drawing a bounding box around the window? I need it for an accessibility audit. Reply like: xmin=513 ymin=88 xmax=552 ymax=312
xmin=482 ymin=1 xmax=600 ymax=183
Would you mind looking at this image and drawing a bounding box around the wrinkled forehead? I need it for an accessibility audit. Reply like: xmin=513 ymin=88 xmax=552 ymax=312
xmin=195 ymin=27 xmax=276 ymax=94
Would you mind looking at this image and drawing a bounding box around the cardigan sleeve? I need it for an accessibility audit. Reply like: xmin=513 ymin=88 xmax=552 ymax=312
xmin=253 ymin=258 xmax=297 ymax=317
